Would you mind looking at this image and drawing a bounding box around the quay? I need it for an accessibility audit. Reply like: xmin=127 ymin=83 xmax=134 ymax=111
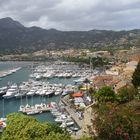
xmin=61 ymin=97 xmax=83 ymax=128
xmin=61 ymin=96 xmax=95 ymax=139
xmin=0 ymin=67 xmax=22 ymax=78
xmin=61 ymin=96 xmax=84 ymax=139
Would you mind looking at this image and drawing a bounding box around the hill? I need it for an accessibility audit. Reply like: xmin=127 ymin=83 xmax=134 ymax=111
xmin=0 ymin=17 xmax=140 ymax=54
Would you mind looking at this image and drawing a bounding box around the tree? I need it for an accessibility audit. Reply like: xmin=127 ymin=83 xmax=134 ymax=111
xmin=132 ymin=60 xmax=140 ymax=88
xmin=117 ymin=85 xmax=138 ymax=103
xmin=1 ymin=113 xmax=71 ymax=140
xmin=94 ymin=86 xmax=116 ymax=102
xmin=93 ymin=103 xmax=140 ymax=140
xmin=83 ymin=78 xmax=91 ymax=93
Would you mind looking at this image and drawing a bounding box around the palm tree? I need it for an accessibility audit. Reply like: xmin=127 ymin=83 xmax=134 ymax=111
xmin=83 ymin=78 xmax=90 ymax=94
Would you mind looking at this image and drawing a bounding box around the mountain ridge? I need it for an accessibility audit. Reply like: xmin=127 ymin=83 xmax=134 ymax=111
xmin=0 ymin=17 xmax=140 ymax=54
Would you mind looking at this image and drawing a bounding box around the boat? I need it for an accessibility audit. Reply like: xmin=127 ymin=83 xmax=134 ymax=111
xmin=45 ymin=90 xmax=54 ymax=96
xmin=19 ymin=105 xmax=25 ymax=112
xmin=65 ymin=119 xmax=74 ymax=126
xmin=54 ymin=90 xmax=62 ymax=96
xmin=55 ymin=117 xmax=65 ymax=123
xmin=62 ymin=89 xmax=72 ymax=96
xmin=39 ymin=90 xmax=46 ymax=96
xmin=3 ymin=84 xmax=18 ymax=99
xmin=0 ymin=120 xmax=6 ymax=133
xmin=0 ymin=99 xmax=6 ymax=123
xmin=60 ymin=119 xmax=74 ymax=128
xmin=26 ymin=90 xmax=36 ymax=96
xmin=66 ymin=128 xmax=73 ymax=134
xmin=52 ymin=111 xmax=62 ymax=117
xmin=34 ymin=103 xmax=50 ymax=112
xmin=60 ymin=123 xmax=67 ymax=128
xmin=55 ymin=114 xmax=71 ymax=123
xmin=3 ymin=90 xmax=17 ymax=99
xmin=0 ymin=118 xmax=7 ymax=122
xmin=74 ymin=77 xmax=87 ymax=84
xmin=22 ymin=104 xmax=31 ymax=112
xmin=0 ymin=86 xmax=7 ymax=96
xmin=69 ymin=126 xmax=79 ymax=131
xmin=15 ymin=89 xmax=26 ymax=98
xmin=51 ymin=108 xmax=59 ymax=114
xmin=26 ymin=110 xmax=41 ymax=115
xmin=35 ymin=74 xmax=42 ymax=80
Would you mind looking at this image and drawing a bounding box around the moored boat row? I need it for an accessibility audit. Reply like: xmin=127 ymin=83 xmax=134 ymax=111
xmin=19 ymin=102 xmax=57 ymax=115
xmin=50 ymin=102 xmax=79 ymax=134
xmin=0 ymin=80 xmax=77 ymax=99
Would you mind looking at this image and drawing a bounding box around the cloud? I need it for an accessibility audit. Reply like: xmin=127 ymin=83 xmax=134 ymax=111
xmin=0 ymin=0 xmax=140 ymax=30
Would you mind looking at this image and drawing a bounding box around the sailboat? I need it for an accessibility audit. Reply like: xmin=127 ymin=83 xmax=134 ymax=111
xmin=0 ymin=99 xmax=7 ymax=132
xmin=19 ymin=95 xmax=24 ymax=112
xmin=0 ymin=99 xmax=7 ymax=122
xmin=0 ymin=86 xmax=7 ymax=97
xmin=26 ymin=95 xmax=40 ymax=115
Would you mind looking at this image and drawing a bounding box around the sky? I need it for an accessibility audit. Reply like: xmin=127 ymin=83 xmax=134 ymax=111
xmin=0 ymin=0 xmax=140 ymax=31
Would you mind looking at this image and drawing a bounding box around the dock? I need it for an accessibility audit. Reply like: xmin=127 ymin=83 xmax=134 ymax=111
xmin=61 ymin=97 xmax=85 ymax=139
xmin=61 ymin=97 xmax=83 ymax=128
xmin=61 ymin=96 xmax=96 ymax=139
xmin=0 ymin=67 xmax=22 ymax=78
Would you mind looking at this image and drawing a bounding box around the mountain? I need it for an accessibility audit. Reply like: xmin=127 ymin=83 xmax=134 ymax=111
xmin=0 ymin=17 xmax=24 ymax=29
xmin=0 ymin=17 xmax=140 ymax=54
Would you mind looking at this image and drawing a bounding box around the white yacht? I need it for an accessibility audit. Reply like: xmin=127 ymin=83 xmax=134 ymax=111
xmin=65 ymin=119 xmax=74 ymax=126
xmin=3 ymin=84 xmax=18 ymax=99
xmin=15 ymin=92 xmax=26 ymax=98
xmin=26 ymin=90 xmax=36 ymax=96
xmin=26 ymin=110 xmax=41 ymax=115
xmin=45 ymin=90 xmax=54 ymax=96
xmin=19 ymin=105 xmax=25 ymax=112
xmin=35 ymin=74 xmax=42 ymax=80
xmin=0 ymin=120 xmax=6 ymax=132
xmin=0 ymin=86 xmax=7 ymax=96
xmin=52 ymin=111 xmax=62 ymax=117
xmin=55 ymin=114 xmax=69 ymax=123
xmin=69 ymin=126 xmax=79 ymax=131
xmin=54 ymin=88 xmax=62 ymax=95
xmin=39 ymin=90 xmax=46 ymax=96
xmin=35 ymin=89 xmax=42 ymax=95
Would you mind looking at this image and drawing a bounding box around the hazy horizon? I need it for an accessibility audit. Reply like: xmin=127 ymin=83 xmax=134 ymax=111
xmin=0 ymin=0 xmax=140 ymax=31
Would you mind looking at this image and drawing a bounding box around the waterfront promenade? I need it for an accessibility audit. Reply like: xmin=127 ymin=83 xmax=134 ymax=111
xmin=61 ymin=97 xmax=83 ymax=139
xmin=61 ymin=96 xmax=95 ymax=139
xmin=61 ymin=97 xmax=83 ymax=128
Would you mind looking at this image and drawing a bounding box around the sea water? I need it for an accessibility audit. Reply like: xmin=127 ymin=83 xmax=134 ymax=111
xmin=0 ymin=61 xmax=77 ymax=122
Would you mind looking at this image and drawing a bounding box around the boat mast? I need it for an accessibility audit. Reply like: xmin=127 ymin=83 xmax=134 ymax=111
xmin=21 ymin=93 xmax=23 ymax=106
xmin=26 ymin=95 xmax=28 ymax=105
xmin=31 ymin=95 xmax=33 ymax=106
xmin=2 ymin=99 xmax=5 ymax=118
xmin=90 ymin=57 xmax=93 ymax=75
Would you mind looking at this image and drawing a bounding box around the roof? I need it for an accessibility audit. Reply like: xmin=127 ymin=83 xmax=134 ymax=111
xmin=126 ymin=61 xmax=138 ymax=66
xmin=93 ymin=75 xmax=113 ymax=81
xmin=72 ymin=92 xmax=84 ymax=97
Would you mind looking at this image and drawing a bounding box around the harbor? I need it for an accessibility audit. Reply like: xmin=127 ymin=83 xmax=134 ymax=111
xmin=0 ymin=61 xmax=99 ymax=136
xmin=0 ymin=61 xmax=95 ymax=120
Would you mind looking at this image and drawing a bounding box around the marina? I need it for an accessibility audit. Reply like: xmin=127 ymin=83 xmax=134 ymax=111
xmin=0 ymin=61 xmax=95 ymax=123
xmin=0 ymin=61 xmax=98 ymax=135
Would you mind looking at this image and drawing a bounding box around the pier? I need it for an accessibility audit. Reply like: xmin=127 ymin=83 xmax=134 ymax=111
xmin=0 ymin=67 xmax=22 ymax=78
xmin=61 ymin=97 xmax=83 ymax=128
xmin=61 ymin=96 xmax=96 ymax=139
xmin=61 ymin=97 xmax=84 ymax=139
